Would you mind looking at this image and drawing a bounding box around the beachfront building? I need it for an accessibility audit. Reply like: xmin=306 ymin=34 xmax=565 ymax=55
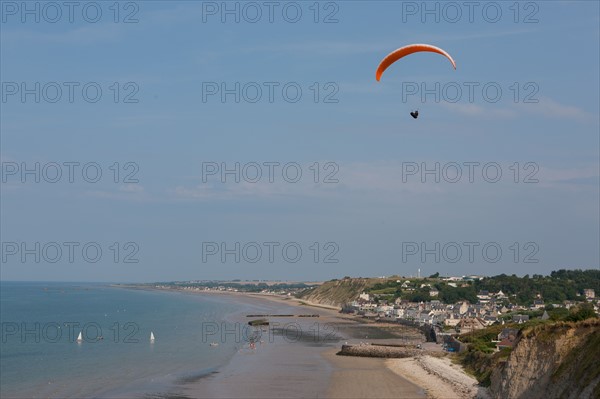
xmin=348 ymin=283 xmax=597 ymax=333
xmin=495 ymin=328 xmax=519 ymax=350
xmin=444 ymin=313 xmax=461 ymax=327
xmin=512 ymin=314 xmax=530 ymax=324
xmin=376 ymin=304 xmax=394 ymax=316
xmin=496 ymin=336 xmax=517 ymax=350
xmin=456 ymin=317 xmax=487 ymax=334
xmin=584 ymin=289 xmax=596 ymax=299
xmin=443 ymin=276 xmax=463 ymax=282
xmin=483 ymin=315 xmax=499 ymax=326
xmin=532 ymin=299 xmax=545 ymax=310
xmin=563 ymin=300 xmax=577 ymax=309
xmin=495 ymin=290 xmax=507 ymax=300
xmin=455 ymin=301 xmax=469 ymax=315
xmin=477 ymin=290 xmax=491 ymax=302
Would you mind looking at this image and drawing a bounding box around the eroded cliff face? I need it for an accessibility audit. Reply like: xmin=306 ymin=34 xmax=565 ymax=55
xmin=490 ymin=319 xmax=600 ymax=399
xmin=297 ymin=278 xmax=373 ymax=308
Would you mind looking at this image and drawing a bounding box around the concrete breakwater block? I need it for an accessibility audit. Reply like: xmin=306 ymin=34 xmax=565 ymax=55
xmin=337 ymin=344 xmax=419 ymax=358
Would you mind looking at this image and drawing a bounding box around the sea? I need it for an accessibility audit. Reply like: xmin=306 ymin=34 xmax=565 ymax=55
xmin=0 ymin=281 xmax=268 ymax=398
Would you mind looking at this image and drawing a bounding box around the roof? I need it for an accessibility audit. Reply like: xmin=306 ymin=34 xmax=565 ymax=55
xmin=497 ymin=338 xmax=516 ymax=348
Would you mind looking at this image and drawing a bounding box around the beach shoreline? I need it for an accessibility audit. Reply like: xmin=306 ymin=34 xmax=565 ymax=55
xmin=119 ymin=286 xmax=487 ymax=399
xmin=387 ymin=356 xmax=491 ymax=399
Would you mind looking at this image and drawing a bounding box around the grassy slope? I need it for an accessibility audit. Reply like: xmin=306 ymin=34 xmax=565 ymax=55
xmin=296 ymin=278 xmax=380 ymax=307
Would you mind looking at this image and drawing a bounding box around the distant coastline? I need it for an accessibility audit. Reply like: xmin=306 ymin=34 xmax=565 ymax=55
xmin=118 ymin=283 xmax=487 ymax=398
xmin=117 ymin=272 xmax=600 ymax=398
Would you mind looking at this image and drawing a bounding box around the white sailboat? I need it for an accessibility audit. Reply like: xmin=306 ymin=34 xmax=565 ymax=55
xmin=76 ymin=331 xmax=83 ymax=343
xmin=150 ymin=332 xmax=155 ymax=342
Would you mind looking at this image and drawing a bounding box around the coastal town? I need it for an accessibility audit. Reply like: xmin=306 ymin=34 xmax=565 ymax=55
xmin=138 ymin=271 xmax=600 ymax=398
xmin=147 ymin=271 xmax=599 ymax=355
xmin=347 ymin=285 xmax=597 ymax=352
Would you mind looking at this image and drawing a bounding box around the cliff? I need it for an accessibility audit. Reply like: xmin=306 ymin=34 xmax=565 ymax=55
xmin=490 ymin=319 xmax=600 ymax=399
xmin=296 ymin=278 xmax=376 ymax=308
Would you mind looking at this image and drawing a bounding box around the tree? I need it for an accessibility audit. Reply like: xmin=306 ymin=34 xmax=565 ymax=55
xmin=549 ymin=307 xmax=569 ymax=321
xmin=566 ymin=303 xmax=597 ymax=322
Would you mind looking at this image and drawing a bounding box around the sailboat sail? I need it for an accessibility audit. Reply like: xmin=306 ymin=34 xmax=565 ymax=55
xmin=150 ymin=332 xmax=155 ymax=341
xmin=77 ymin=332 xmax=83 ymax=342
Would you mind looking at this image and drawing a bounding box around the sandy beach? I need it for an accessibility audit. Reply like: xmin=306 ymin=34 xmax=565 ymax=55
xmin=231 ymin=292 xmax=491 ymax=399
xmin=146 ymin=290 xmax=332 ymax=398
xmin=387 ymin=355 xmax=490 ymax=399
xmin=325 ymin=348 xmax=426 ymax=398
xmin=144 ymin=289 xmax=485 ymax=399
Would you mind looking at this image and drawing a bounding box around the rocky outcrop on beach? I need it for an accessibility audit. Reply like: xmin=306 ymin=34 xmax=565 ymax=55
xmin=489 ymin=319 xmax=600 ymax=399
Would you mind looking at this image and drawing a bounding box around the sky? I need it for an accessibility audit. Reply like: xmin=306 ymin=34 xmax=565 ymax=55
xmin=1 ymin=0 xmax=599 ymax=282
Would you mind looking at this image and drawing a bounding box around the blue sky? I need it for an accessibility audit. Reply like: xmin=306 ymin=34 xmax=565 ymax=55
xmin=1 ymin=1 xmax=598 ymax=282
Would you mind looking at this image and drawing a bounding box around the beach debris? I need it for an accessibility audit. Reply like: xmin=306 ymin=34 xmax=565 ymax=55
xmin=246 ymin=314 xmax=319 ymax=318
xmin=248 ymin=319 xmax=269 ymax=326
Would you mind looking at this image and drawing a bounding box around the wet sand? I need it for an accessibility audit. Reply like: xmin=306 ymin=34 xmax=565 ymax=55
xmin=160 ymin=290 xmax=428 ymax=399
xmin=176 ymin=293 xmax=337 ymax=398
xmin=325 ymin=348 xmax=426 ymax=398
xmin=110 ymin=288 xmax=487 ymax=399
xmin=180 ymin=335 xmax=334 ymax=398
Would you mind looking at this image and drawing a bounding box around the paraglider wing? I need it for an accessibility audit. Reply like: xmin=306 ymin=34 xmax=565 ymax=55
xmin=375 ymin=44 xmax=456 ymax=81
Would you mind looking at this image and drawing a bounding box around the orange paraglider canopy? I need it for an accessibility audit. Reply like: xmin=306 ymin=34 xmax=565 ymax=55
xmin=375 ymin=44 xmax=456 ymax=81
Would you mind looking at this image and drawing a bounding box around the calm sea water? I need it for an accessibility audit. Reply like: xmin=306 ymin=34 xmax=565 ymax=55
xmin=0 ymin=282 xmax=255 ymax=398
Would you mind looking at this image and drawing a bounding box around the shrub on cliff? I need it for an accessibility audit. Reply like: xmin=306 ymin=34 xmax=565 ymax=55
xmin=565 ymin=302 xmax=597 ymax=322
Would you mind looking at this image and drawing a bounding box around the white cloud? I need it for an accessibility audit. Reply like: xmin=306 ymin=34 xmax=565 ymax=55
xmin=538 ymin=165 xmax=600 ymax=189
xmin=241 ymin=29 xmax=538 ymax=58
xmin=169 ymin=160 xmax=600 ymax=203
xmin=169 ymin=161 xmax=446 ymax=203
xmin=2 ymin=23 xmax=123 ymax=45
xmin=119 ymin=184 xmax=144 ymax=193
xmin=171 ymin=179 xmax=340 ymax=201
xmin=441 ymin=102 xmax=517 ymax=118
xmin=242 ymin=41 xmax=393 ymax=57
xmin=84 ymin=184 xmax=147 ymax=201
xmin=439 ymin=97 xmax=594 ymax=123
xmin=521 ymin=97 xmax=591 ymax=120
